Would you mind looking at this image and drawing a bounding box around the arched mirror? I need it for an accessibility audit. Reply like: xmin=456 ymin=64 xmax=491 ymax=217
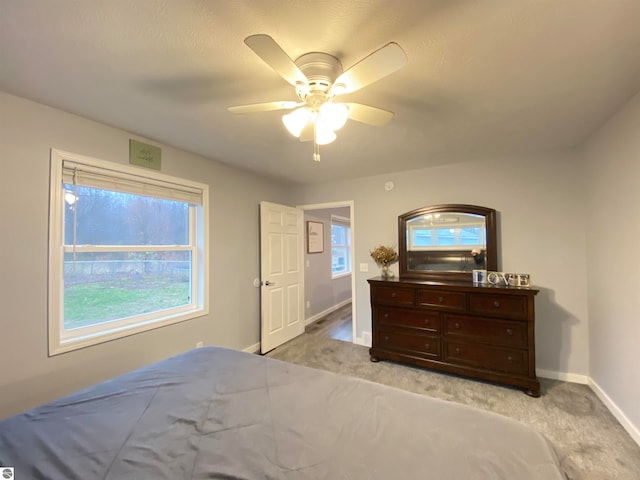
xmin=399 ymin=204 xmax=497 ymax=281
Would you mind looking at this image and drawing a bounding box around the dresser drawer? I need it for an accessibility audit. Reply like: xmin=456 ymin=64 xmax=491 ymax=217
xmin=378 ymin=307 xmax=441 ymax=332
xmin=444 ymin=314 xmax=526 ymax=348
xmin=378 ymin=328 xmax=440 ymax=358
xmin=372 ymin=286 xmax=415 ymax=306
xmin=417 ymin=290 xmax=466 ymax=311
xmin=444 ymin=342 xmax=526 ymax=375
xmin=468 ymin=294 xmax=528 ymax=319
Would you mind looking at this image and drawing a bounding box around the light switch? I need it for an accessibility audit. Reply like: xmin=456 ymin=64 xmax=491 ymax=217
xmin=360 ymin=263 xmax=369 ymax=272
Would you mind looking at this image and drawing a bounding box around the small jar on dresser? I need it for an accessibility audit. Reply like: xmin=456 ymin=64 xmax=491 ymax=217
xmin=368 ymin=276 xmax=540 ymax=397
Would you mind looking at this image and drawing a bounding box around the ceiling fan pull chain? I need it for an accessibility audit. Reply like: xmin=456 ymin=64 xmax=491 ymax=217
xmin=313 ymin=141 xmax=321 ymax=162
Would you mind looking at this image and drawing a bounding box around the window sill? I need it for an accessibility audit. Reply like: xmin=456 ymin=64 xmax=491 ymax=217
xmin=49 ymin=307 xmax=208 ymax=356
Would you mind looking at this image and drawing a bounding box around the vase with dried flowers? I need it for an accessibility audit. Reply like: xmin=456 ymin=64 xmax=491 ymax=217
xmin=370 ymin=244 xmax=399 ymax=279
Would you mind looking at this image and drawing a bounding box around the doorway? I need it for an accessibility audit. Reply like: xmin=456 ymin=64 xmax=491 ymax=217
xmin=298 ymin=201 xmax=355 ymax=343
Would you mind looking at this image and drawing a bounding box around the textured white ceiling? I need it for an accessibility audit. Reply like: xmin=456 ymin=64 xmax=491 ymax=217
xmin=2 ymin=0 xmax=640 ymax=185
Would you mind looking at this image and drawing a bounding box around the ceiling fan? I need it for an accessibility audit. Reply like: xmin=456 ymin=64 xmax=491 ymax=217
xmin=228 ymin=34 xmax=407 ymax=161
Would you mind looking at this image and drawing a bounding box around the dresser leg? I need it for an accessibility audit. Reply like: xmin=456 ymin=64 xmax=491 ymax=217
xmin=524 ymin=388 xmax=540 ymax=398
xmin=368 ymin=347 xmax=380 ymax=362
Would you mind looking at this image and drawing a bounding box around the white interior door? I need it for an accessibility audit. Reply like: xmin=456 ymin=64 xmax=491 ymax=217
xmin=260 ymin=201 xmax=305 ymax=353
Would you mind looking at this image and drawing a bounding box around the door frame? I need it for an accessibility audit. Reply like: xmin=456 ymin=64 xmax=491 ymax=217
xmin=297 ymin=200 xmax=356 ymax=343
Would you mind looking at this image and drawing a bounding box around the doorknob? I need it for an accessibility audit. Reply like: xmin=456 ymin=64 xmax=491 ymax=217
xmin=264 ymin=280 xmax=275 ymax=286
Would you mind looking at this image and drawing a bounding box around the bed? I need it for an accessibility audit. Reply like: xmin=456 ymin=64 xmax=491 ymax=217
xmin=0 ymin=346 xmax=577 ymax=479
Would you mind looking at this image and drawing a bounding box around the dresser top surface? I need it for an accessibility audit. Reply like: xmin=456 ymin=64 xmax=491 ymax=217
xmin=368 ymin=276 xmax=539 ymax=295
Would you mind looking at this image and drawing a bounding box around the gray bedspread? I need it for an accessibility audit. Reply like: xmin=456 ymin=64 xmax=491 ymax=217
xmin=0 ymin=346 xmax=575 ymax=479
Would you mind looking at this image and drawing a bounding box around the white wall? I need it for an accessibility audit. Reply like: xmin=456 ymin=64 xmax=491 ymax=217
xmin=292 ymin=152 xmax=589 ymax=378
xmin=583 ymin=90 xmax=640 ymax=438
xmin=0 ymin=92 xmax=293 ymax=419
xmin=303 ymin=207 xmax=352 ymax=320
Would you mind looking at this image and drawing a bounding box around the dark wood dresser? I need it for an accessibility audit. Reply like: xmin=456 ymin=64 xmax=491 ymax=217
xmin=368 ymin=277 xmax=540 ymax=396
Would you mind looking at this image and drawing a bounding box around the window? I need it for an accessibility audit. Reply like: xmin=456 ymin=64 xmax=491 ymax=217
xmin=331 ymin=215 xmax=351 ymax=277
xmin=48 ymin=149 xmax=208 ymax=355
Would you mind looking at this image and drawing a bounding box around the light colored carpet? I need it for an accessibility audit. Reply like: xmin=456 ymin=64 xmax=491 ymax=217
xmin=268 ymin=333 xmax=640 ymax=480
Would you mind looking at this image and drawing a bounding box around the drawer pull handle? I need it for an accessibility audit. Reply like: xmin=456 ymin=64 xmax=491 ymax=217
xmin=454 ymin=322 xmax=460 ymax=329
xmin=455 ymin=347 xmax=460 ymax=354
xmin=384 ymin=313 xmax=389 ymax=319
xmin=493 ymin=300 xmax=500 ymax=308
xmin=384 ymin=335 xmax=389 ymax=341
xmin=507 ymin=356 xmax=513 ymax=362
xmin=391 ymin=292 xmax=397 ymax=298
xmin=506 ymin=328 xmax=513 ymax=336
xmin=424 ymin=318 xmax=429 ymax=325
xmin=425 ymin=343 xmax=430 ymax=350
xmin=438 ymin=296 xmax=444 ymax=302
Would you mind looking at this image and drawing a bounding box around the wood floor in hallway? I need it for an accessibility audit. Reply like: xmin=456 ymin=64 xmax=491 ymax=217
xmin=305 ymin=303 xmax=352 ymax=343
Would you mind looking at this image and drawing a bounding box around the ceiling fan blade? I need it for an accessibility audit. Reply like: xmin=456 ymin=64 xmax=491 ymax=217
xmin=228 ymin=101 xmax=301 ymax=114
xmin=346 ymin=103 xmax=395 ymax=126
xmin=331 ymin=42 xmax=407 ymax=95
xmin=244 ymin=34 xmax=308 ymax=88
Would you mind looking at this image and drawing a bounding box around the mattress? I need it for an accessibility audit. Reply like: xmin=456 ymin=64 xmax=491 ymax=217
xmin=0 ymin=346 xmax=576 ymax=479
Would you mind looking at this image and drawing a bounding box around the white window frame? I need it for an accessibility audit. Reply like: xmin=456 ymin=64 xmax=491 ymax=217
xmin=331 ymin=215 xmax=352 ymax=279
xmin=48 ymin=149 xmax=209 ymax=355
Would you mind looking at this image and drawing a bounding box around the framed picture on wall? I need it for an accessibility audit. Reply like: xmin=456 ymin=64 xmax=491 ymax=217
xmin=307 ymin=221 xmax=324 ymax=253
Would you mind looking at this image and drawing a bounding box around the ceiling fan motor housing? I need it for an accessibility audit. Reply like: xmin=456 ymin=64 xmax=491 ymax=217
xmin=294 ymin=52 xmax=343 ymax=105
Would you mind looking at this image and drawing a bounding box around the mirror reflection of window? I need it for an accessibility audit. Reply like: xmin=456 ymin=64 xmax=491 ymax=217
xmin=408 ymin=213 xmax=485 ymax=251
xmin=412 ymin=229 xmax=434 ymax=246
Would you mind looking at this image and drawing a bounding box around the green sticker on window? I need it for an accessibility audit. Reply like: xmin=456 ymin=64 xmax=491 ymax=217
xmin=129 ymin=139 xmax=161 ymax=170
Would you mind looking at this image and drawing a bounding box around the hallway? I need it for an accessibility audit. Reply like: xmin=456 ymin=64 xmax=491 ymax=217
xmin=305 ymin=303 xmax=352 ymax=342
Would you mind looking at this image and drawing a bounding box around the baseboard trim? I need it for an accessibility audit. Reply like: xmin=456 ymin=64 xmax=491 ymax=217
xmin=354 ymin=331 xmax=372 ymax=347
xmin=536 ymin=368 xmax=589 ymax=384
xmin=588 ymin=378 xmax=640 ymax=446
xmin=305 ymin=299 xmax=352 ymax=326
xmin=243 ymin=342 xmax=261 ymax=354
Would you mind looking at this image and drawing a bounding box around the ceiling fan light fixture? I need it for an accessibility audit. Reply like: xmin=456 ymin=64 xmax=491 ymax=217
xmin=282 ymin=107 xmax=311 ymax=137
xmin=319 ymin=102 xmax=348 ymax=131
xmin=231 ymin=35 xmax=408 ymax=161
xmin=314 ymin=120 xmax=337 ymax=145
